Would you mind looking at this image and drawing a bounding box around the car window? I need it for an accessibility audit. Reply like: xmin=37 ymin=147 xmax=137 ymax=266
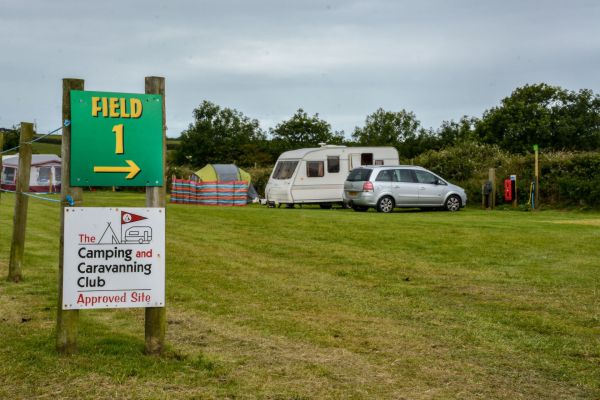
xmin=347 ymin=168 xmax=372 ymax=182
xmin=414 ymin=170 xmax=438 ymax=184
xmin=375 ymin=169 xmax=394 ymax=182
xmin=394 ymin=169 xmax=415 ymax=183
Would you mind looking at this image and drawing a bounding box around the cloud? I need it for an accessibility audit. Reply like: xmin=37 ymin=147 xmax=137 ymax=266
xmin=0 ymin=0 xmax=599 ymax=137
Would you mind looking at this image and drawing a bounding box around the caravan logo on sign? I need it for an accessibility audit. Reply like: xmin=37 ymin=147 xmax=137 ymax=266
xmin=63 ymin=207 xmax=165 ymax=310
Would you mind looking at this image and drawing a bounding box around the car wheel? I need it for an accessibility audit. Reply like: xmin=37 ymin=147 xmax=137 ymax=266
xmin=445 ymin=195 xmax=461 ymax=212
xmin=376 ymin=196 xmax=395 ymax=213
xmin=352 ymin=205 xmax=369 ymax=212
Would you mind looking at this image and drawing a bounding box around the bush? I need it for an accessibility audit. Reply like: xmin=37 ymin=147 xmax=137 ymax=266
xmin=246 ymin=166 xmax=273 ymax=197
xmin=166 ymin=164 xmax=196 ymax=193
xmin=415 ymin=142 xmax=600 ymax=208
xmin=414 ymin=142 xmax=507 ymax=182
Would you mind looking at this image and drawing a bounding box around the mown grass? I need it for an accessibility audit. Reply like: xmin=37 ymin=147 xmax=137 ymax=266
xmin=0 ymin=191 xmax=599 ymax=399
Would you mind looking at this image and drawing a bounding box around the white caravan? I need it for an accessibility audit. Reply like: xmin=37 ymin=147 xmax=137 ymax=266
xmin=265 ymin=145 xmax=399 ymax=207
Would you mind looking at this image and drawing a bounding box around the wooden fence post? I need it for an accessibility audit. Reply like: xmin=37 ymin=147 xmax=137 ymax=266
xmin=0 ymin=132 xmax=3 ymax=203
xmin=534 ymin=145 xmax=540 ymax=211
xmin=8 ymin=122 xmax=34 ymax=282
xmin=488 ymin=168 xmax=496 ymax=210
xmin=57 ymin=78 xmax=84 ymax=354
xmin=144 ymin=76 xmax=167 ymax=355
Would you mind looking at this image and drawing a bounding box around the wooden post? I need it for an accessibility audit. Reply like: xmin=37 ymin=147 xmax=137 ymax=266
xmin=534 ymin=145 xmax=539 ymax=211
xmin=0 ymin=132 xmax=3 ymax=203
xmin=481 ymin=184 xmax=485 ymax=209
xmin=57 ymin=78 xmax=84 ymax=354
xmin=144 ymin=76 xmax=166 ymax=355
xmin=488 ymin=168 xmax=496 ymax=210
xmin=8 ymin=122 xmax=34 ymax=282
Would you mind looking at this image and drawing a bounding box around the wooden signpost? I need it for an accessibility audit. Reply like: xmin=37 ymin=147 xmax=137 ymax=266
xmin=57 ymin=78 xmax=84 ymax=354
xmin=144 ymin=76 xmax=167 ymax=355
xmin=57 ymin=77 xmax=166 ymax=355
xmin=8 ymin=122 xmax=34 ymax=282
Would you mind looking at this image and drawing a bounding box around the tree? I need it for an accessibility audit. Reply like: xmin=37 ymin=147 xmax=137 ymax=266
xmin=175 ymin=101 xmax=267 ymax=167
xmin=352 ymin=108 xmax=429 ymax=159
xmin=0 ymin=126 xmax=19 ymax=153
xmin=475 ymin=83 xmax=600 ymax=153
xmin=270 ymin=109 xmax=343 ymax=150
xmin=436 ymin=116 xmax=479 ymax=148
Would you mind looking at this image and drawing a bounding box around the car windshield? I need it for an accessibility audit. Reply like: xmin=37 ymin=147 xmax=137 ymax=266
xmin=347 ymin=168 xmax=373 ymax=182
xmin=272 ymin=161 xmax=298 ymax=180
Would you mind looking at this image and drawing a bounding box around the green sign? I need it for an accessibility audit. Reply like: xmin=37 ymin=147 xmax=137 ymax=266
xmin=533 ymin=144 xmax=539 ymax=152
xmin=70 ymin=90 xmax=163 ymax=187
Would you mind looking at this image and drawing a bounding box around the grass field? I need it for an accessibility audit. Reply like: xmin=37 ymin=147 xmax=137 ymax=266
xmin=0 ymin=192 xmax=599 ymax=399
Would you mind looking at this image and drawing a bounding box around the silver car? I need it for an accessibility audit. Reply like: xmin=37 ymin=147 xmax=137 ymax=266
xmin=344 ymin=165 xmax=467 ymax=212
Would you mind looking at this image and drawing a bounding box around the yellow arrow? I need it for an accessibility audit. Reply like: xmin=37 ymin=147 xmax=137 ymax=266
xmin=93 ymin=160 xmax=141 ymax=179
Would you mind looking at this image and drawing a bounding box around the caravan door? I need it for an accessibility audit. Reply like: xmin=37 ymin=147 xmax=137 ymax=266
xmin=349 ymin=154 xmax=361 ymax=170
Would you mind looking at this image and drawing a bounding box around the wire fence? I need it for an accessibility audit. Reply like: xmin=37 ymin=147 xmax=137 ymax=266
xmin=0 ymin=120 xmax=68 ymax=155
xmin=0 ymin=188 xmax=61 ymax=203
xmin=1 ymin=121 xmax=69 ymax=204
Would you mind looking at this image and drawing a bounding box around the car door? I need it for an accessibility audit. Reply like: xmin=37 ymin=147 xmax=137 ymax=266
xmin=414 ymin=170 xmax=447 ymax=206
xmin=392 ymin=169 xmax=419 ymax=206
xmin=373 ymin=169 xmax=394 ymax=198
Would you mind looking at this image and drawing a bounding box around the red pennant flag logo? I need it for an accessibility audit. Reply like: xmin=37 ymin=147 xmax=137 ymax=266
xmin=121 ymin=211 xmax=148 ymax=225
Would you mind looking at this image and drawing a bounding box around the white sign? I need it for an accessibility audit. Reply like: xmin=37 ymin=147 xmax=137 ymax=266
xmin=63 ymin=207 xmax=165 ymax=310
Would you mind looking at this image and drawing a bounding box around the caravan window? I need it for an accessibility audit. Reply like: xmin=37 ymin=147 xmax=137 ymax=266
xmin=327 ymin=156 xmax=340 ymax=173
xmin=361 ymin=153 xmax=373 ymax=165
xmin=307 ymin=161 xmax=324 ymax=177
xmin=2 ymin=167 xmax=16 ymax=184
xmin=54 ymin=167 xmax=62 ymax=183
xmin=272 ymin=161 xmax=298 ymax=180
xmin=37 ymin=167 xmax=52 ymax=184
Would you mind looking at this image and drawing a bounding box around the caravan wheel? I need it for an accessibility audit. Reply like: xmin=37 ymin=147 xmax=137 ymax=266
xmin=319 ymin=203 xmax=333 ymax=209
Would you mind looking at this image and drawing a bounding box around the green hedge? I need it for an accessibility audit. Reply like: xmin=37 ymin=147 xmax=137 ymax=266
xmin=415 ymin=143 xmax=600 ymax=208
xmin=246 ymin=166 xmax=272 ymax=197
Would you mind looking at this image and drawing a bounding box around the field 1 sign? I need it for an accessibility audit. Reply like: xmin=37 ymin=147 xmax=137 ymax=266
xmin=63 ymin=207 xmax=165 ymax=310
xmin=70 ymin=90 xmax=163 ymax=187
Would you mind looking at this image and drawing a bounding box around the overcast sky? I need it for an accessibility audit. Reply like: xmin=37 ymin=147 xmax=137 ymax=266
xmin=1 ymin=0 xmax=599 ymax=138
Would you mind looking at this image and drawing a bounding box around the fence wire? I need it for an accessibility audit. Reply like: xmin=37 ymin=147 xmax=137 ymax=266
xmin=0 ymin=189 xmax=61 ymax=203
xmin=1 ymin=121 xmax=68 ymax=155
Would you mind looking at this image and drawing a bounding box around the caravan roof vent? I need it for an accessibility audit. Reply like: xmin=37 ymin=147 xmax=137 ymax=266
xmin=318 ymin=142 xmax=327 ymax=147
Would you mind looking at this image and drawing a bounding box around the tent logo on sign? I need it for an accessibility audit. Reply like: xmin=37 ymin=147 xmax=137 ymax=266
xmin=96 ymin=211 xmax=152 ymax=245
